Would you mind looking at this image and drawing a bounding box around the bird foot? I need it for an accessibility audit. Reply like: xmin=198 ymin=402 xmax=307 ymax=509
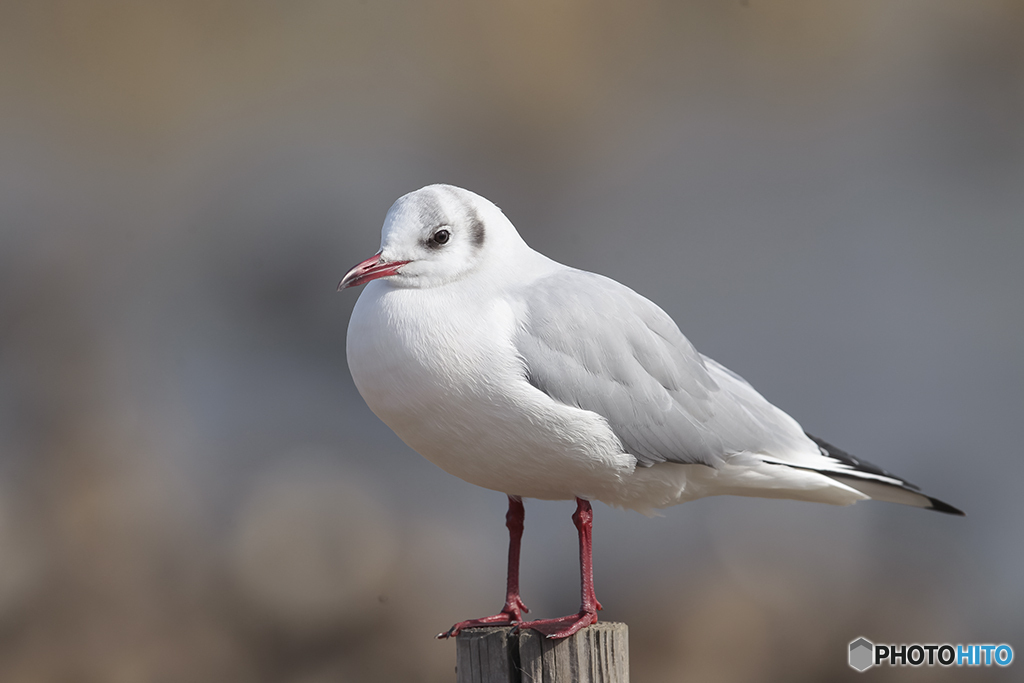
xmin=436 ymin=598 xmax=529 ymax=639
xmin=516 ymin=609 xmax=598 ymax=639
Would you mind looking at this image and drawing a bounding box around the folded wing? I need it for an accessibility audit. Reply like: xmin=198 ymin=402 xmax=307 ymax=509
xmin=513 ymin=269 xmax=964 ymax=515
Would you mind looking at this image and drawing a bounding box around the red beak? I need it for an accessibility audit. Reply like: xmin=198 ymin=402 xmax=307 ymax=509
xmin=338 ymin=252 xmax=410 ymax=290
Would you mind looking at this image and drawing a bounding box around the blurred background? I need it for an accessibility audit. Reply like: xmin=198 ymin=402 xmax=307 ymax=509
xmin=1 ymin=1 xmax=1022 ymax=681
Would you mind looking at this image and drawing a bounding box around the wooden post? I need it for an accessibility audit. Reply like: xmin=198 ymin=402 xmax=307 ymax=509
xmin=456 ymin=623 xmax=628 ymax=683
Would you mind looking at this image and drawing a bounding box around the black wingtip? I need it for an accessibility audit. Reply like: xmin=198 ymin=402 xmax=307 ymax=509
xmin=804 ymin=432 xmax=918 ymax=488
xmin=927 ymin=497 xmax=966 ymax=516
xmin=803 ymin=432 xmax=965 ymax=516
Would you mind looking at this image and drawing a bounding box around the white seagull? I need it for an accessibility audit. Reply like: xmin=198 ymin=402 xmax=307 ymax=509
xmin=339 ymin=184 xmax=963 ymax=639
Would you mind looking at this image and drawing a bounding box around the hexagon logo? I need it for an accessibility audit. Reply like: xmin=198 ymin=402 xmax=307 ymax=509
xmin=849 ymin=637 xmax=874 ymax=672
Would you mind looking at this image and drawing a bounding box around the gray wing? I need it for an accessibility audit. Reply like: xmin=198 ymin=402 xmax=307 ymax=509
xmin=514 ymin=269 xmax=811 ymax=467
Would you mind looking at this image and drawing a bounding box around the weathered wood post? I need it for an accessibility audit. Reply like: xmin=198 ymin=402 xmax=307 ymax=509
xmin=455 ymin=623 xmax=628 ymax=683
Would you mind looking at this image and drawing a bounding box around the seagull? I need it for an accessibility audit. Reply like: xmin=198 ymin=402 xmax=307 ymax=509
xmin=339 ymin=184 xmax=964 ymax=640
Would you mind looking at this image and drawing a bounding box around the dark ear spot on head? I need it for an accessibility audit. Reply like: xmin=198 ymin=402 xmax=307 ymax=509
xmin=467 ymin=207 xmax=485 ymax=248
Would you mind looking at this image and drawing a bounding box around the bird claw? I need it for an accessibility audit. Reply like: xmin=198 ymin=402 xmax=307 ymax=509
xmin=436 ymin=603 xmax=529 ymax=639
xmin=517 ymin=610 xmax=599 ymax=640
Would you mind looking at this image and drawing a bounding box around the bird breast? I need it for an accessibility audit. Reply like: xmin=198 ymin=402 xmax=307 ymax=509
xmin=346 ymin=280 xmax=635 ymax=499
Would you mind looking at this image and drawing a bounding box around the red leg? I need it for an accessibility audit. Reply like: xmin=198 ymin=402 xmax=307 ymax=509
xmin=437 ymin=496 xmax=530 ymax=638
xmin=517 ymin=498 xmax=601 ymax=639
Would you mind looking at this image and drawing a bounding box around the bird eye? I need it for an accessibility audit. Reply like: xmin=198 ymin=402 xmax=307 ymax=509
xmin=431 ymin=229 xmax=451 ymax=245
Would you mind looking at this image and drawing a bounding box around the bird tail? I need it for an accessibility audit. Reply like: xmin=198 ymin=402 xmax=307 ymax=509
xmin=804 ymin=434 xmax=965 ymax=516
xmin=821 ymin=473 xmax=964 ymax=515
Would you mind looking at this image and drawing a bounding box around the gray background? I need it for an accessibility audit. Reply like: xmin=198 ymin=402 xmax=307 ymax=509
xmin=1 ymin=1 xmax=1021 ymax=681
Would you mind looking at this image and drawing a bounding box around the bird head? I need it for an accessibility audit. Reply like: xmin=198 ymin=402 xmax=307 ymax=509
xmin=339 ymin=184 xmax=521 ymax=291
